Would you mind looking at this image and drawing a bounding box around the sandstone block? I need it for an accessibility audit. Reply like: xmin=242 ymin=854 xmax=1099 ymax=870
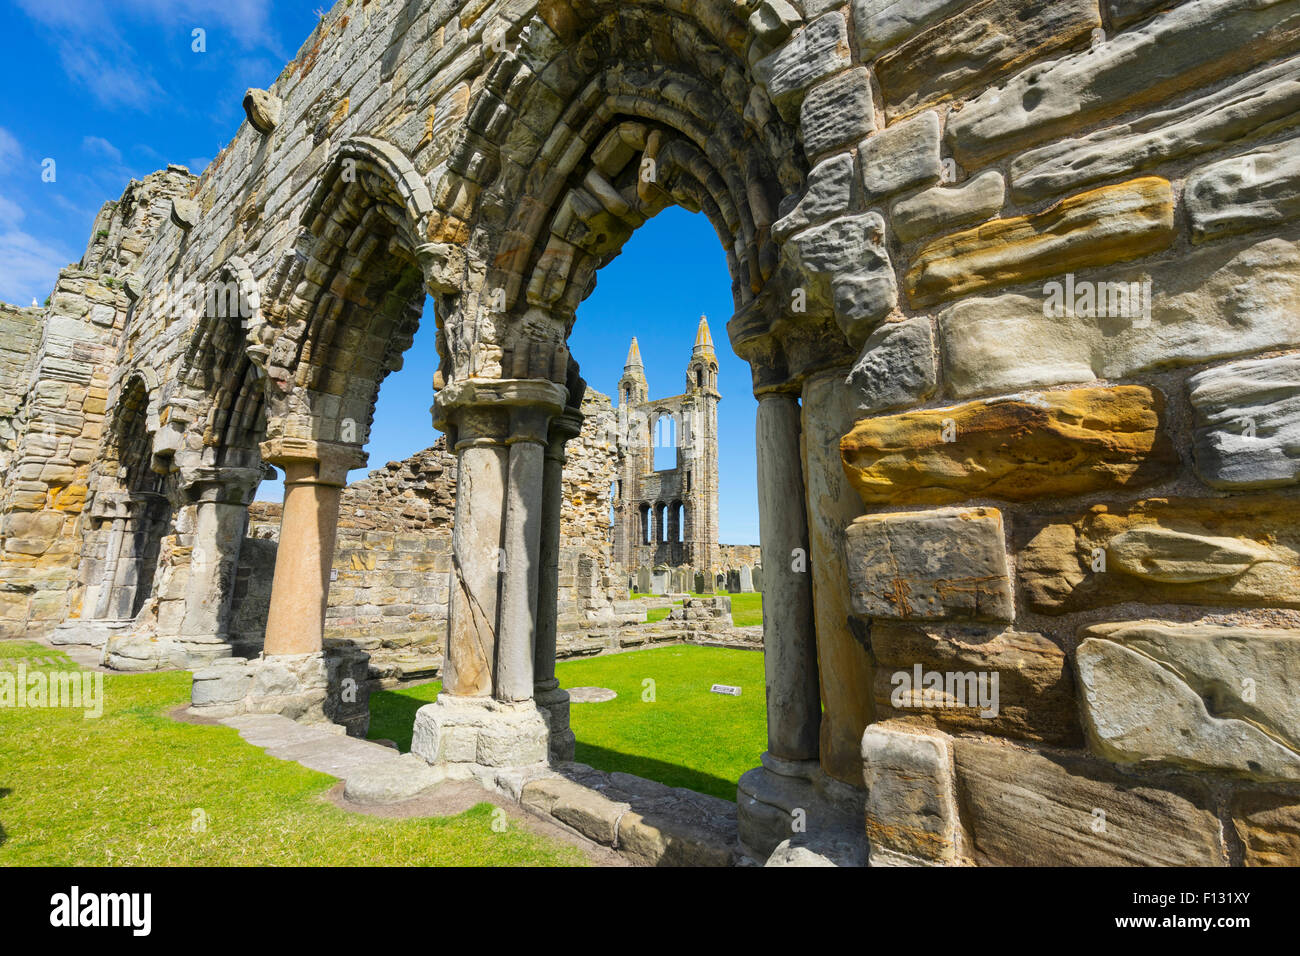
xmin=859 ymin=111 xmax=941 ymax=203
xmin=190 ymin=660 xmax=254 ymax=705
xmin=841 ymin=385 xmax=1175 ymax=505
xmin=755 ymin=13 xmax=852 ymax=122
xmin=1231 ymin=791 xmax=1300 ymax=865
xmin=948 ymin=0 xmax=1300 ymax=165
xmin=851 ymin=0 xmax=970 ymax=61
xmin=1186 ymin=136 xmax=1300 ymax=242
xmin=891 ymin=171 xmax=1005 ymax=244
xmin=1077 ymin=621 xmax=1300 ymax=781
xmin=522 ymin=776 xmax=628 ymax=845
xmin=938 ymin=232 xmax=1300 ymax=398
xmin=1188 ymin=353 xmax=1300 ymax=489
xmin=865 ymin=623 xmax=1080 ymax=745
xmin=954 ymin=738 xmax=1225 ymax=866
xmin=845 ymin=507 xmax=1014 ymax=623
xmin=800 ymin=67 xmax=875 ymax=160
xmin=783 ymin=212 xmax=897 ymax=344
xmin=906 ymin=177 xmax=1175 ymax=307
xmin=343 ymin=753 xmax=445 ymax=805
xmin=876 ymin=0 xmax=1100 ymax=122
xmin=845 ymin=318 xmax=936 ymax=415
xmin=773 ymin=152 xmax=856 ymax=241
xmin=862 ymin=722 xmax=960 ymax=865
xmin=1017 ymin=496 xmax=1300 ymax=613
xmin=748 ymin=0 xmax=802 ymax=59
xmin=1009 ymin=55 xmax=1300 ymax=201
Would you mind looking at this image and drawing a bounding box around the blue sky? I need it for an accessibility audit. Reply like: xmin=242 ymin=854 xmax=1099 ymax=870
xmin=0 ymin=1 xmax=761 ymax=544
xmin=0 ymin=0 xmax=321 ymax=305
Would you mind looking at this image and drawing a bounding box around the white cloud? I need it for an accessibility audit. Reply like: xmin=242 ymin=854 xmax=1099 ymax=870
xmin=13 ymin=0 xmax=282 ymax=111
xmin=0 ymin=128 xmax=22 ymax=174
xmin=59 ymin=41 xmax=165 ymax=111
xmin=82 ymin=136 xmax=123 ymax=164
xmin=0 ymin=229 xmax=74 ymax=307
xmin=0 ymin=195 xmax=25 ymax=227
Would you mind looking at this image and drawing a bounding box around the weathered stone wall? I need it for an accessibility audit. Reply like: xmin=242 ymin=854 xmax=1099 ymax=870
xmin=0 ymin=304 xmax=42 ymax=476
xmin=811 ymin=0 xmax=1300 ymax=865
xmin=0 ymin=169 xmax=194 ymax=638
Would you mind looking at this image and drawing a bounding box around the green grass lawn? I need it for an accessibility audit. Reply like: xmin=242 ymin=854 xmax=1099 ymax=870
xmin=727 ymin=593 xmax=763 ymax=627
xmin=369 ymin=645 xmax=767 ymax=801
xmin=0 ymin=642 xmax=587 ymax=866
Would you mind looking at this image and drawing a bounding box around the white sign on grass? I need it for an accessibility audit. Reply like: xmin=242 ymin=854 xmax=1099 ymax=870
xmin=711 ymin=684 xmax=741 ymax=696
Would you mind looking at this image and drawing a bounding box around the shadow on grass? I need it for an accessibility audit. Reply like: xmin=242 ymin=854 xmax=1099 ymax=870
xmin=571 ymin=741 xmax=738 ymax=801
xmin=0 ymin=787 xmax=9 ymax=846
xmin=368 ymin=691 xmax=433 ymax=753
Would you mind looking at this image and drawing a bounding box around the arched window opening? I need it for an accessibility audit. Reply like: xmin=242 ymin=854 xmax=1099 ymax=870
xmin=653 ymin=412 xmax=677 ymax=471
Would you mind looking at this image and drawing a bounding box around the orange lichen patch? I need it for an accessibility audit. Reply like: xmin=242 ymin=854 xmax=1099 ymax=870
xmin=841 ymin=385 xmax=1176 ymax=506
xmin=906 ymin=177 xmax=1175 ymax=307
xmin=51 ymin=485 xmax=87 ymax=512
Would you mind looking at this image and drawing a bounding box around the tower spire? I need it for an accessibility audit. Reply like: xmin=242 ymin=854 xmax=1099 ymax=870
xmin=693 ymin=315 xmax=715 ymax=355
xmin=625 ymin=337 xmax=644 ymax=369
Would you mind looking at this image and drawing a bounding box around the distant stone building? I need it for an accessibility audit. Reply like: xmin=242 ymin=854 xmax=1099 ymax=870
xmin=612 ymin=317 xmax=720 ymax=586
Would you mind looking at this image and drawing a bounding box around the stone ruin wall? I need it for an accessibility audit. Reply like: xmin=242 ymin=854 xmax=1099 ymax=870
xmin=0 ymin=169 xmax=195 ymax=638
xmin=0 ymin=0 xmax=1297 ymax=865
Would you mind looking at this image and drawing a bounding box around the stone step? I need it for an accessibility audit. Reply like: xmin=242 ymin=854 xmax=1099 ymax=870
xmin=520 ymin=762 xmax=739 ymax=866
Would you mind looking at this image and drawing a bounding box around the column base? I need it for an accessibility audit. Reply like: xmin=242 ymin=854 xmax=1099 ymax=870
xmin=535 ymin=681 xmax=576 ymax=763
xmin=736 ymin=752 xmax=867 ymax=866
xmin=101 ymin=630 xmax=191 ymax=672
xmin=50 ymin=618 xmax=132 ymax=649
xmin=411 ymin=695 xmax=552 ymax=788
xmin=187 ymin=646 xmax=371 ymax=737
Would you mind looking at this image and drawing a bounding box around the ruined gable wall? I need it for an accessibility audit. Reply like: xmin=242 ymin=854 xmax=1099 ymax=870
xmin=0 ymin=170 xmax=193 ymax=638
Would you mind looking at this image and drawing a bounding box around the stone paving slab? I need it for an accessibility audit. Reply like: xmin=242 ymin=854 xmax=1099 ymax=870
xmin=220 ymin=714 xmax=398 ymax=778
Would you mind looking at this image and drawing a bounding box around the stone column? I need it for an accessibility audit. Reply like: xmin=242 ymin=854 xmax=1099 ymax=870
xmin=496 ymin=406 xmax=550 ymax=703
xmin=177 ymin=466 xmax=261 ymax=663
xmin=756 ymin=393 xmax=821 ymax=761
xmin=412 ymin=378 xmax=568 ymax=776
xmin=535 ymin=408 xmax=583 ymax=761
xmin=535 ymin=409 xmax=583 ymax=687
xmin=261 ymin=440 xmax=362 ymax=657
xmin=441 ymin=405 xmax=508 ymax=698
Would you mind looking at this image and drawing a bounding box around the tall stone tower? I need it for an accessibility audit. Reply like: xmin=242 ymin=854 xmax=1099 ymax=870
xmin=612 ymin=317 xmax=720 ymax=583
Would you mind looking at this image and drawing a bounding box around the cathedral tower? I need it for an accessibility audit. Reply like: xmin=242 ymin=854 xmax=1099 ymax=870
xmin=611 ymin=318 xmax=720 ymax=582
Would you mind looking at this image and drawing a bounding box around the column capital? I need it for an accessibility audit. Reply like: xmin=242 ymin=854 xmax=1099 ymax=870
xmin=178 ymin=464 xmax=264 ymax=504
xmin=434 ymin=378 xmax=569 ymax=448
xmin=257 ymin=438 xmax=366 ymax=487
